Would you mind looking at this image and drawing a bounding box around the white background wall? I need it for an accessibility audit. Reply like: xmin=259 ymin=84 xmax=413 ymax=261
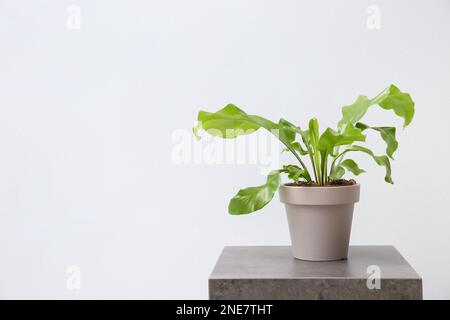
xmin=0 ymin=0 xmax=449 ymax=299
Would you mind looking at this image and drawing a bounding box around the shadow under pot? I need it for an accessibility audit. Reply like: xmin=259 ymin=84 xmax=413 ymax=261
xmin=279 ymin=183 xmax=360 ymax=261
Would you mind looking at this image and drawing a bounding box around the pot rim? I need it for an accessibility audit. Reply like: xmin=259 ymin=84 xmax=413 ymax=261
xmin=280 ymin=183 xmax=360 ymax=190
xmin=279 ymin=183 xmax=360 ymax=205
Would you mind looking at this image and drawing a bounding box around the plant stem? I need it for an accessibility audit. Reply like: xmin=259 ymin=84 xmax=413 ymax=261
xmin=330 ymin=149 xmax=350 ymax=172
xmin=305 ymin=144 xmax=318 ymax=183
xmin=329 ymin=156 xmax=336 ymax=178
xmin=321 ymin=152 xmax=328 ymax=184
xmin=311 ymin=159 xmax=318 ymax=183
xmin=311 ymin=149 xmax=321 ymax=184
xmin=281 ymin=142 xmax=312 ymax=182
xmin=317 ymin=156 xmax=322 ymax=185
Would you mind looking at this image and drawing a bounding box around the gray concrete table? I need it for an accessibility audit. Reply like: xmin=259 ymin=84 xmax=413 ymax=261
xmin=209 ymin=246 xmax=422 ymax=300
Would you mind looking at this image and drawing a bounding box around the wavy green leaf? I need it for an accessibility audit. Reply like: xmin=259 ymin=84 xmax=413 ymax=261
xmin=278 ymin=119 xmax=305 ymax=151
xmin=278 ymin=118 xmax=298 ymax=140
xmin=339 ymin=145 xmax=393 ymax=184
xmin=340 ymin=159 xmax=365 ymax=175
xmin=281 ymin=165 xmax=307 ymax=183
xmin=195 ymin=105 xmax=312 ymax=181
xmin=291 ymin=142 xmax=308 ymax=155
xmin=330 ymin=159 xmax=365 ymax=180
xmin=376 ymin=85 xmax=415 ymax=128
xmin=194 ymin=104 xmax=277 ymax=139
xmin=356 ymin=123 xmax=398 ymax=159
xmin=330 ymin=165 xmax=345 ymax=180
xmin=228 ymin=170 xmax=281 ymax=215
xmin=282 ymin=142 xmax=308 ymax=156
xmin=338 ymin=85 xmax=415 ymax=129
xmin=318 ymin=122 xmax=366 ymax=155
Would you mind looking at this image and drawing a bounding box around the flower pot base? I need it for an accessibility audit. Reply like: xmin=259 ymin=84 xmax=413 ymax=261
xmin=292 ymin=257 xmax=348 ymax=262
xmin=280 ymin=184 xmax=360 ymax=261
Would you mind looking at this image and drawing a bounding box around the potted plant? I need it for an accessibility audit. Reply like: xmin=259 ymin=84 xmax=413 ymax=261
xmin=193 ymin=85 xmax=414 ymax=261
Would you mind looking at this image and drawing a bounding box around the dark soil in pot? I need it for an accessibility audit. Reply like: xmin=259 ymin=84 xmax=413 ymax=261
xmin=285 ymin=179 xmax=357 ymax=187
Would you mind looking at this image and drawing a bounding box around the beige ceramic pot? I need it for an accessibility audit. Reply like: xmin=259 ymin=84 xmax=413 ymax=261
xmin=279 ymin=184 xmax=360 ymax=261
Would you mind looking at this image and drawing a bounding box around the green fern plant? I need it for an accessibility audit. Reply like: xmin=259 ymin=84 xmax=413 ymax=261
xmin=193 ymin=85 xmax=414 ymax=214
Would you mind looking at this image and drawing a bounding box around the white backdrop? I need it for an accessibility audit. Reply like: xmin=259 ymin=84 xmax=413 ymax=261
xmin=0 ymin=0 xmax=449 ymax=299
